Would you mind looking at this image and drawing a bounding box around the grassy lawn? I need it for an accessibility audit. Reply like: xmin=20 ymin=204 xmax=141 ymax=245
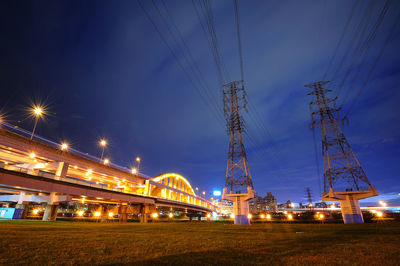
xmin=0 ymin=221 xmax=399 ymax=265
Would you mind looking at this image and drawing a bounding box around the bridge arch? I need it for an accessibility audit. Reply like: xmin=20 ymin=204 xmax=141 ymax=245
xmin=150 ymin=173 xmax=196 ymax=196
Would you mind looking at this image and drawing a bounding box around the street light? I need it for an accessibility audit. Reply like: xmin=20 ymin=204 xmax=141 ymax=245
xmin=136 ymin=157 xmax=141 ymax=172
xmin=30 ymin=106 xmax=44 ymax=140
xmin=169 ymin=213 xmax=173 ymax=218
xmin=99 ymin=139 xmax=107 ymax=160
xmin=379 ymin=201 xmax=387 ymax=207
xmin=131 ymin=168 xmax=137 ymax=174
xmin=61 ymin=143 xmax=68 ymax=151
xmin=103 ymin=158 xmax=110 ymax=165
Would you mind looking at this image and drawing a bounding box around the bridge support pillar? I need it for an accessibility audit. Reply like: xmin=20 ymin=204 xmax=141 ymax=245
xmin=16 ymin=192 xmax=28 ymax=219
xmin=100 ymin=205 xmax=108 ymax=223
xmin=55 ymin=162 xmax=69 ymax=180
xmin=43 ymin=204 xmax=59 ymax=221
xmin=15 ymin=203 xmax=28 ymax=219
xmin=139 ymin=204 xmax=151 ymax=223
xmin=119 ymin=205 xmax=128 ymax=223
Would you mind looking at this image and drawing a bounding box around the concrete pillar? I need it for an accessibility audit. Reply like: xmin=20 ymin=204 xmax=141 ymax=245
xmin=339 ymin=195 xmax=364 ymax=224
xmin=232 ymin=197 xmax=250 ymax=225
xmin=119 ymin=205 xmax=128 ymax=223
xmin=139 ymin=204 xmax=149 ymax=223
xmin=100 ymin=205 xmax=108 ymax=223
xmin=55 ymin=162 xmax=69 ymax=180
xmin=222 ymin=187 xmax=255 ymax=225
xmin=16 ymin=192 xmax=28 ymax=219
xmin=15 ymin=203 xmax=28 ymax=219
xmin=42 ymin=204 xmax=59 ymax=221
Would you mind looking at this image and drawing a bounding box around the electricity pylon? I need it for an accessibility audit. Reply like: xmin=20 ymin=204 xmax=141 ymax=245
xmin=305 ymin=81 xmax=378 ymax=224
xmin=222 ymin=80 xmax=255 ymax=224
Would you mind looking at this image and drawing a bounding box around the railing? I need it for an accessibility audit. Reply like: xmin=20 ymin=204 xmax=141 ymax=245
xmin=0 ymin=122 xmax=150 ymax=179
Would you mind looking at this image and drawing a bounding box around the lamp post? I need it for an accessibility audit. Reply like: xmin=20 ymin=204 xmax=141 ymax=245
xmin=136 ymin=157 xmax=141 ymax=173
xmin=99 ymin=139 xmax=107 ymax=160
xmin=30 ymin=107 xmax=43 ymax=140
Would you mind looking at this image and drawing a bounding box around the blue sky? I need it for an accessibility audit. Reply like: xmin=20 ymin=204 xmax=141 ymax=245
xmin=1 ymin=0 xmax=399 ymax=206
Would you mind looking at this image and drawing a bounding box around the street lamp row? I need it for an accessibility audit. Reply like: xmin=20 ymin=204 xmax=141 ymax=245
xmin=23 ymin=105 xmax=141 ymax=175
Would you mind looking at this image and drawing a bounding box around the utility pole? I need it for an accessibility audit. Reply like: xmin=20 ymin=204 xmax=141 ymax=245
xmin=222 ymin=80 xmax=255 ymax=225
xmin=305 ymin=81 xmax=378 ymax=224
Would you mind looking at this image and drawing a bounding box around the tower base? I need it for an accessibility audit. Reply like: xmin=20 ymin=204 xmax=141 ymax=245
xmin=322 ymin=186 xmax=378 ymax=224
xmin=222 ymin=186 xmax=255 ymax=225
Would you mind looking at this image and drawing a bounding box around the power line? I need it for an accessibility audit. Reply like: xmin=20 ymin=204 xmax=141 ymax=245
xmin=322 ymin=0 xmax=360 ymax=80
xmin=233 ymin=0 xmax=244 ymax=82
xmin=336 ymin=0 xmax=391 ymax=103
xmin=137 ymin=0 xmax=225 ymax=128
xmin=344 ymin=5 xmax=400 ymax=118
xmin=153 ymin=0 xmax=225 ymax=124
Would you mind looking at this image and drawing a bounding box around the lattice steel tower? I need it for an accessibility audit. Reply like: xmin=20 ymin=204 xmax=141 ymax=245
xmin=305 ymin=81 xmax=378 ymax=224
xmin=222 ymin=80 xmax=255 ymax=225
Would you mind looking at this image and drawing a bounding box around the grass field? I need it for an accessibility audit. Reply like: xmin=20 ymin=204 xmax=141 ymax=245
xmin=0 ymin=221 xmax=399 ymax=265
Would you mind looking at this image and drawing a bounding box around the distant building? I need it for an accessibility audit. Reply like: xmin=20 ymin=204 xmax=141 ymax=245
xmin=214 ymin=199 xmax=233 ymax=215
xmin=249 ymin=192 xmax=278 ymax=212
xmin=278 ymin=200 xmax=293 ymax=209
xmin=315 ymin=202 xmax=328 ymax=208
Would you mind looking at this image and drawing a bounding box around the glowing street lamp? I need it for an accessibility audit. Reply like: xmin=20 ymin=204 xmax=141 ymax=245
xmin=136 ymin=157 xmax=141 ymax=172
xmin=379 ymin=201 xmax=387 ymax=207
xmin=33 ymin=209 xmax=39 ymax=215
xmin=169 ymin=213 xmax=173 ymax=218
xmin=260 ymin=214 xmax=265 ymax=219
xmin=230 ymin=214 xmax=235 ymax=219
xmin=77 ymin=211 xmax=84 ymax=216
xmin=103 ymin=158 xmax=110 ymax=165
xmin=152 ymin=212 xmax=158 ymax=218
xmin=131 ymin=168 xmax=137 ymax=174
xmin=376 ymin=211 xmax=383 ymax=218
xmin=247 ymin=214 xmax=252 ymax=219
xmin=60 ymin=143 xmax=68 ymax=151
xmin=30 ymin=106 xmax=44 ymax=140
xmin=108 ymin=212 xmax=114 ymax=217
xmin=266 ymin=214 xmax=271 ymax=220
xmin=287 ymin=214 xmax=293 ymax=220
xmin=99 ymin=139 xmax=107 ymax=160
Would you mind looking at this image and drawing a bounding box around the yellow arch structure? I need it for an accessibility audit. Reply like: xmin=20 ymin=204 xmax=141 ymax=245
xmin=147 ymin=173 xmax=211 ymax=208
xmin=150 ymin=173 xmax=196 ymax=196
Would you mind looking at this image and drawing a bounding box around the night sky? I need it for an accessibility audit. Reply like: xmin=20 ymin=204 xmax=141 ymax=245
xmin=1 ymin=0 xmax=399 ymax=206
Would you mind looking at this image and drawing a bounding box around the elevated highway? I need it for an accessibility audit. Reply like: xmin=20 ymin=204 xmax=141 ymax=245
xmin=0 ymin=124 xmax=214 ymax=221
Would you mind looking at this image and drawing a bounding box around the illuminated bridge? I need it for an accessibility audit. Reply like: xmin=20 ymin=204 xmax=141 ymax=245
xmin=0 ymin=123 xmax=214 ymax=221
